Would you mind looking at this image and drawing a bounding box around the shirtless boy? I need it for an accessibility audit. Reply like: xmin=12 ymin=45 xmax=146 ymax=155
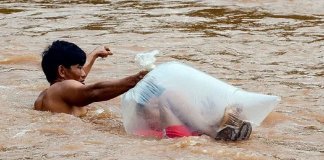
xmin=34 ymin=40 xmax=148 ymax=116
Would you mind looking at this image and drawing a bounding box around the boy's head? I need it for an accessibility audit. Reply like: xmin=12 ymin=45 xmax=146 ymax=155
xmin=41 ymin=40 xmax=86 ymax=84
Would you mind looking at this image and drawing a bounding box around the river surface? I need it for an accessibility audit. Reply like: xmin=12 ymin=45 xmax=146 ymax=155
xmin=0 ymin=0 xmax=323 ymax=159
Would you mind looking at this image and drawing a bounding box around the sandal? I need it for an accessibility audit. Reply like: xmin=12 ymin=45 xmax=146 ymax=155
xmin=215 ymin=106 xmax=252 ymax=141
xmin=236 ymin=121 xmax=252 ymax=140
xmin=215 ymin=125 xmax=238 ymax=141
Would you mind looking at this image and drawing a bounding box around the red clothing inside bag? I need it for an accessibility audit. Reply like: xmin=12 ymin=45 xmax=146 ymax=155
xmin=135 ymin=125 xmax=196 ymax=139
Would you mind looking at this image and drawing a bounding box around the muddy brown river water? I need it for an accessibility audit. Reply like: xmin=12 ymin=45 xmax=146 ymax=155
xmin=0 ymin=0 xmax=323 ymax=159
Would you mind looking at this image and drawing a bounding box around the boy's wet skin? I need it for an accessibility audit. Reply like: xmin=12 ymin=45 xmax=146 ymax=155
xmin=34 ymin=40 xmax=148 ymax=116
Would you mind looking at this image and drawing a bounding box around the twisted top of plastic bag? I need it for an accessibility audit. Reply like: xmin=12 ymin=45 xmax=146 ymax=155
xmin=135 ymin=50 xmax=159 ymax=71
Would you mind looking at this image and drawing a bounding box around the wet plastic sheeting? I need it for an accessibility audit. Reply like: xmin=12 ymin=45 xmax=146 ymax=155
xmin=121 ymin=62 xmax=281 ymax=137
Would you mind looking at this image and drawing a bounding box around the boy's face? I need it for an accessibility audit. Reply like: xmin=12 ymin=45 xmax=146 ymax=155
xmin=63 ymin=64 xmax=86 ymax=84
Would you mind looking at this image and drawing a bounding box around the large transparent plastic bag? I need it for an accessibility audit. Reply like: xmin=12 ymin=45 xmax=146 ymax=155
xmin=121 ymin=51 xmax=281 ymax=138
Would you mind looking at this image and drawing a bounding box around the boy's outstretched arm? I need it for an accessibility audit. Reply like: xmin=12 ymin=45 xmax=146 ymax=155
xmin=59 ymin=70 xmax=148 ymax=107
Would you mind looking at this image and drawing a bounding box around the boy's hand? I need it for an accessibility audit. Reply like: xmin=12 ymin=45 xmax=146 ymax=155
xmin=135 ymin=70 xmax=149 ymax=82
xmin=93 ymin=46 xmax=113 ymax=58
xmin=128 ymin=70 xmax=149 ymax=87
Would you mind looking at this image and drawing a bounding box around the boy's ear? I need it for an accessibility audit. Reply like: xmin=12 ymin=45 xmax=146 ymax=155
xmin=58 ymin=65 xmax=66 ymax=78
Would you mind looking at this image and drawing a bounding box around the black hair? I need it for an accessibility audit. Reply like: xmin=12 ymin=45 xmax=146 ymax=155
xmin=41 ymin=40 xmax=86 ymax=84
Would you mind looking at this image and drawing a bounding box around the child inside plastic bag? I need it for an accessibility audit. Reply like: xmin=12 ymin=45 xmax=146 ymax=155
xmin=123 ymin=76 xmax=253 ymax=141
xmin=121 ymin=51 xmax=280 ymax=141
